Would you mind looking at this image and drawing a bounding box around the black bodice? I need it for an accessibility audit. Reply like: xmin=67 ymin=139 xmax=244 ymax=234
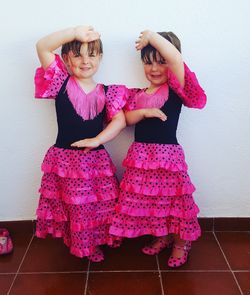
xmin=54 ymin=77 xmax=105 ymax=150
xmin=135 ymin=89 xmax=183 ymax=144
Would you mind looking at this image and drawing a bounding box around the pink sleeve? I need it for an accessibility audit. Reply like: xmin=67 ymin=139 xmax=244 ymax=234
xmin=123 ymin=88 xmax=141 ymax=111
xmin=105 ymin=85 xmax=128 ymax=122
xmin=168 ymin=63 xmax=207 ymax=109
xmin=34 ymin=54 xmax=68 ymax=99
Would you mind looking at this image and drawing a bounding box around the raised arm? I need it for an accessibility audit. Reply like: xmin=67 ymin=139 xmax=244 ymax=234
xmin=36 ymin=26 xmax=100 ymax=69
xmin=136 ymin=30 xmax=184 ymax=87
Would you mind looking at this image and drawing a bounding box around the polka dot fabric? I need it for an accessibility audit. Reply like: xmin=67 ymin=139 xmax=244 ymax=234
xmin=123 ymin=142 xmax=188 ymax=171
xmin=34 ymin=54 xmax=68 ymax=99
xmin=167 ymin=63 xmax=207 ymax=109
xmin=36 ymin=146 xmax=121 ymax=258
xmin=110 ymin=142 xmax=201 ymax=241
xmin=105 ymin=85 xmax=128 ymax=122
xmin=41 ymin=146 xmax=116 ymax=179
xmin=110 ymin=64 xmax=206 ymax=241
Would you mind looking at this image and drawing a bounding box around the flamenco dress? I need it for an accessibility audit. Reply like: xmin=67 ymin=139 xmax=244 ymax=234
xmin=110 ymin=64 xmax=207 ymax=242
xmin=34 ymin=55 xmax=127 ymax=258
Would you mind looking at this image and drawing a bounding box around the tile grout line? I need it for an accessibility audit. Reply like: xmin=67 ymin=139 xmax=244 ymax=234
xmin=7 ymin=234 xmax=34 ymax=295
xmin=156 ymin=255 xmax=165 ymax=295
xmin=83 ymin=260 xmax=90 ymax=295
xmin=213 ymin=232 xmax=243 ymax=295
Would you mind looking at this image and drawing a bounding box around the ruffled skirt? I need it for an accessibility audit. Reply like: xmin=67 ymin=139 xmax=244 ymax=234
xmin=36 ymin=146 xmax=121 ymax=258
xmin=110 ymin=142 xmax=201 ymax=241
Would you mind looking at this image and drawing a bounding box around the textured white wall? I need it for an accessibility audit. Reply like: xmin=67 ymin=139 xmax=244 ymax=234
xmin=0 ymin=0 xmax=250 ymax=220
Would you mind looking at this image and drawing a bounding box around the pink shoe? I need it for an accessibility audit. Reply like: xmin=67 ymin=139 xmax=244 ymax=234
xmin=0 ymin=229 xmax=13 ymax=255
xmin=88 ymin=247 xmax=104 ymax=263
xmin=168 ymin=241 xmax=191 ymax=268
xmin=142 ymin=236 xmax=174 ymax=255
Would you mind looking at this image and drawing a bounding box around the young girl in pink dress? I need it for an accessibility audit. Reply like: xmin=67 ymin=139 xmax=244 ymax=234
xmin=110 ymin=30 xmax=206 ymax=267
xmin=34 ymin=26 xmax=126 ymax=262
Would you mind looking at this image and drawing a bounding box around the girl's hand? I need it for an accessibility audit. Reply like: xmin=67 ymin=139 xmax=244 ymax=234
xmin=135 ymin=30 xmax=153 ymax=50
xmin=74 ymin=25 xmax=100 ymax=43
xmin=143 ymin=108 xmax=167 ymax=121
xmin=71 ymin=137 xmax=101 ymax=153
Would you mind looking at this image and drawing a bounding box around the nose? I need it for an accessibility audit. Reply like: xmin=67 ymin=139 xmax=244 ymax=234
xmin=151 ymin=62 xmax=158 ymax=71
xmin=80 ymin=54 xmax=89 ymax=64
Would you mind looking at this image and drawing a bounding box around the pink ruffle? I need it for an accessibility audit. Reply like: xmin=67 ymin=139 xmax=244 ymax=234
xmin=39 ymin=187 xmax=118 ymax=205
xmin=41 ymin=146 xmax=116 ymax=179
xmin=110 ymin=226 xmax=201 ymax=241
xmin=168 ymin=63 xmax=207 ymax=109
xmin=105 ymin=85 xmax=128 ymax=121
xmin=36 ymin=220 xmax=121 ymax=257
xmin=123 ymin=158 xmax=187 ymax=171
xmin=110 ymin=215 xmax=201 ymax=241
xmin=115 ymin=191 xmax=200 ymax=219
xmin=36 ymin=194 xmax=118 ymax=230
xmin=120 ymin=181 xmax=195 ymax=197
xmin=36 ymin=210 xmax=114 ymax=232
xmin=123 ymin=142 xmax=188 ymax=171
xmin=34 ymin=55 xmax=68 ymax=98
xmin=115 ymin=203 xmax=199 ymax=219
xmin=42 ymin=163 xmax=116 ymax=179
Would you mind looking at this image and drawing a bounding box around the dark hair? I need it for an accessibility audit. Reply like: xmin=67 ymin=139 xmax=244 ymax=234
xmin=61 ymin=39 xmax=103 ymax=57
xmin=141 ymin=31 xmax=181 ymax=64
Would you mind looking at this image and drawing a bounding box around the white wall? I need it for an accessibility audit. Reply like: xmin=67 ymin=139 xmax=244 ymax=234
xmin=0 ymin=0 xmax=250 ymax=220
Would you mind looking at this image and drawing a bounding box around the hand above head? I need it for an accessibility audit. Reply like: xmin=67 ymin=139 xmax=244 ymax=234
xmin=135 ymin=30 xmax=153 ymax=50
xmin=74 ymin=25 xmax=101 ymax=43
xmin=71 ymin=137 xmax=101 ymax=153
xmin=143 ymin=108 xmax=167 ymax=121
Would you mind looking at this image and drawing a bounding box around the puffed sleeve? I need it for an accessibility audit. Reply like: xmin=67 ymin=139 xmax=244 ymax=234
xmin=168 ymin=63 xmax=207 ymax=109
xmin=34 ymin=54 xmax=68 ymax=99
xmin=105 ymin=85 xmax=128 ymax=122
xmin=123 ymin=88 xmax=141 ymax=111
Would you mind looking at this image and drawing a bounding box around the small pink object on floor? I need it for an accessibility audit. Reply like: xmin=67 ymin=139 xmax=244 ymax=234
xmin=0 ymin=228 xmax=13 ymax=255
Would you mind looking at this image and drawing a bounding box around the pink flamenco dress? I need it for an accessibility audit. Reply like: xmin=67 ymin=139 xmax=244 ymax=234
xmin=34 ymin=55 xmax=127 ymax=259
xmin=110 ymin=64 xmax=207 ymax=242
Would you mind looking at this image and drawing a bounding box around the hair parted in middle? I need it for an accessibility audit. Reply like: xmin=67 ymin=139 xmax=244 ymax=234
xmin=141 ymin=31 xmax=181 ymax=64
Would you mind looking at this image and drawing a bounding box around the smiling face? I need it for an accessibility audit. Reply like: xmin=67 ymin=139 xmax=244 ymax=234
xmin=62 ymin=39 xmax=103 ymax=81
xmin=65 ymin=43 xmax=102 ymax=80
xmin=143 ymin=51 xmax=168 ymax=88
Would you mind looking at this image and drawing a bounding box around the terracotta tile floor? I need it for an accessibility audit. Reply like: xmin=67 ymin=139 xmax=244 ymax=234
xmin=0 ymin=221 xmax=249 ymax=295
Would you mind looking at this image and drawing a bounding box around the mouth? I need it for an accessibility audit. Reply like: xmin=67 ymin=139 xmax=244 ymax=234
xmin=150 ymin=74 xmax=162 ymax=79
xmin=80 ymin=67 xmax=91 ymax=71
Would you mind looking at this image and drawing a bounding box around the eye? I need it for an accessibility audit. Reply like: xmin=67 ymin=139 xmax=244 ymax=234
xmin=144 ymin=61 xmax=152 ymax=65
xmin=159 ymin=60 xmax=166 ymax=64
xmin=89 ymin=52 xmax=97 ymax=57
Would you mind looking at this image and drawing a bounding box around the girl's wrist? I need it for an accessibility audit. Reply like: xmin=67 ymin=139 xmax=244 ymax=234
xmin=95 ymin=136 xmax=102 ymax=146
